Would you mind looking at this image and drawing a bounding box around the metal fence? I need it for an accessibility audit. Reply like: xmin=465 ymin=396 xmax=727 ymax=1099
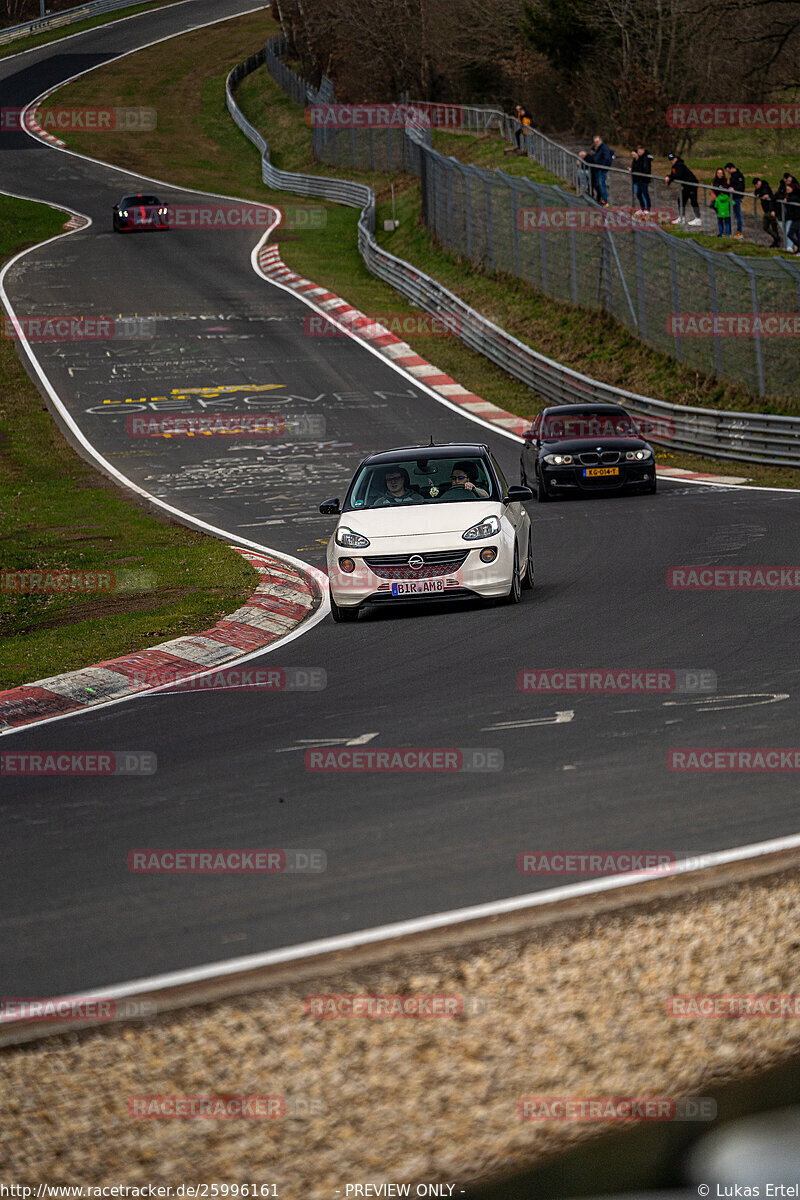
xmin=312 ymin=108 xmax=800 ymax=400
xmin=226 ymin=42 xmax=800 ymax=466
xmin=0 ymin=0 xmax=156 ymax=46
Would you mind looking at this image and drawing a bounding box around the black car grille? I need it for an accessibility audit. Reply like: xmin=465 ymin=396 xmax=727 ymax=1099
xmin=364 ymin=550 xmax=469 ymax=579
xmin=577 ymin=450 xmax=621 ymax=466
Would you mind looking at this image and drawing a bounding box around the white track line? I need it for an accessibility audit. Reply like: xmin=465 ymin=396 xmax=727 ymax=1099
xmin=2 ymin=832 xmax=799 ymax=1024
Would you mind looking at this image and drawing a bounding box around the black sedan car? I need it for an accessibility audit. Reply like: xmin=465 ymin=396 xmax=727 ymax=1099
xmin=112 ymin=194 xmax=169 ymax=232
xmin=521 ymin=403 xmax=657 ymax=501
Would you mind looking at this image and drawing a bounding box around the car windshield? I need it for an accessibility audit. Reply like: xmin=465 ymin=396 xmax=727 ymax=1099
xmin=345 ymin=457 xmax=498 ymax=510
xmin=541 ymin=412 xmax=638 ymax=439
xmin=122 ymin=195 xmax=160 ymax=206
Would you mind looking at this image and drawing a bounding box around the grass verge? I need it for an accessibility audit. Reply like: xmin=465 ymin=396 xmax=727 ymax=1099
xmin=40 ymin=10 xmax=800 ymax=491
xmin=0 ymin=193 xmax=257 ymax=691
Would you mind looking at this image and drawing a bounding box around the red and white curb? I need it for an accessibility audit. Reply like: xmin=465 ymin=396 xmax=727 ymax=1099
xmin=657 ymin=466 xmax=750 ymax=484
xmin=256 ymin=242 xmax=529 ymax=437
xmin=0 ymin=549 xmax=320 ymax=731
xmin=23 ymin=110 xmax=65 ymax=148
xmin=62 ymin=213 xmax=89 ymax=231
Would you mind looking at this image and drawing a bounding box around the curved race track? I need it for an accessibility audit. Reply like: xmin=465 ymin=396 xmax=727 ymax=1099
xmin=1 ymin=0 xmax=799 ymax=996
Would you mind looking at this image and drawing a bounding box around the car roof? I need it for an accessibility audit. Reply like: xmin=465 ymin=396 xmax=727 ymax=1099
xmin=361 ymin=443 xmax=491 ymax=465
xmin=119 ymin=194 xmax=160 ymax=202
xmin=541 ymin=403 xmax=629 ymax=416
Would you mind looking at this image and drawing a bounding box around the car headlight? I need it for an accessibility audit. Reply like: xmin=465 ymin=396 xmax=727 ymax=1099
xmin=462 ymin=515 xmax=501 ymax=541
xmin=121 ymin=210 xmax=128 ymax=217
xmin=335 ymin=526 xmax=370 ymax=548
xmin=625 ymin=449 xmax=653 ymax=461
xmin=543 ymin=453 xmax=573 ymax=465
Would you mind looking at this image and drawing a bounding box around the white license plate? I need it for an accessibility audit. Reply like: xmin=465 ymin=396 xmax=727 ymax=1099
xmin=391 ymin=579 xmax=445 ymax=596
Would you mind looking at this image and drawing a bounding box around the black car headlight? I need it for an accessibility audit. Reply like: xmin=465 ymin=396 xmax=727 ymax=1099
xmin=543 ymin=453 xmax=573 ymax=465
xmin=625 ymin=449 xmax=653 ymax=461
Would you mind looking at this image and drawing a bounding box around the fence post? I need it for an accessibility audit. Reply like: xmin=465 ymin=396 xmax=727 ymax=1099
xmin=509 ymin=179 xmax=520 ymax=275
xmin=732 ymin=255 xmax=766 ymax=397
xmin=668 ymin=241 xmax=683 ymax=362
xmin=463 ymin=163 xmax=473 ymax=260
xmin=707 ymin=259 xmax=723 ymax=376
xmin=485 ymin=180 xmax=495 ymax=272
xmin=634 ymin=228 xmax=647 ymax=338
xmin=446 ymin=160 xmax=455 ymax=250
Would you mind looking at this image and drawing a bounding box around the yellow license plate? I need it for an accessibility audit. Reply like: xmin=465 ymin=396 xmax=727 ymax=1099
xmin=584 ymin=467 xmax=620 ymax=477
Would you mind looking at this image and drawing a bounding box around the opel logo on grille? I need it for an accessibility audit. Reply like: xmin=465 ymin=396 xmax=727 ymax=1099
xmin=408 ymin=555 xmax=424 ymax=570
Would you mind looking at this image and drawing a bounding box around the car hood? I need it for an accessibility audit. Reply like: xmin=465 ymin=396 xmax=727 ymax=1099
xmin=337 ymin=501 xmax=503 ymax=539
xmin=539 ymin=437 xmax=651 ymax=452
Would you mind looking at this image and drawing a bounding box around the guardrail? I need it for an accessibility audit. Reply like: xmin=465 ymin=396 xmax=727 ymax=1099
xmin=0 ymin=0 xmax=155 ymax=46
xmin=226 ymin=45 xmax=800 ymax=468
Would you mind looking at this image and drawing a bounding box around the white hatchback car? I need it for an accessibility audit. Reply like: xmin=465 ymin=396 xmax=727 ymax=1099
xmin=319 ymin=443 xmax=534 ymax=621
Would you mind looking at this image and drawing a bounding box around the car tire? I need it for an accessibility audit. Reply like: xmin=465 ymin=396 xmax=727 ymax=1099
xmin=503 ymin=546 xmax=523 ymax=604
xmin=522 ymin=532 xmax=535 ymax=590
xmin=536 ymin=468 xmax=549 ymax=502
xmin=330 ymin=596 xmax=359 ymax=622
xmin=646 ymin=478 xmax=657 ymax=494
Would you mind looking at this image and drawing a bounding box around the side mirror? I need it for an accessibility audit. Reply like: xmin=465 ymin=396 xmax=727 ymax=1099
xmin=319 ymin=497 xmax=341 ymax=515
xmin=522 ymin=429 xmax=537 ymax=443
xmin=505 ymin=485 xmax=533 ymax=503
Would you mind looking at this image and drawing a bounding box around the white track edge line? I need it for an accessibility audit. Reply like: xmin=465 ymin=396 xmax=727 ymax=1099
xmin=3 ymin=830 xmax=800 ymax=1017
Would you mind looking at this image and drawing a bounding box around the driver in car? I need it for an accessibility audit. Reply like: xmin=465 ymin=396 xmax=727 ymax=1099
xmin=374 ymin=467 xmax=424 ymax=506
xmin=445 ymin=461 xmax=489 ymax=499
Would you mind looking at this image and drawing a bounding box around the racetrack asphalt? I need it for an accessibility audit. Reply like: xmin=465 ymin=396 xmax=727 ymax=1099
xmin=1 ymin=0 xmax=800 ymax=997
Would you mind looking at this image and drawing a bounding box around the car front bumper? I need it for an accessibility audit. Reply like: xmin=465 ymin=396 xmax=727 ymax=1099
xmin=326 ymin=536 xmax=515 ymax=608
xmin=541 ymin=461 xmax=655 ymax=494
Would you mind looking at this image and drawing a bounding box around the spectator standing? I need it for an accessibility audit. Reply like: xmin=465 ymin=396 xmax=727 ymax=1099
xmin=590 ymin=135 xmax=614 ymax=205
xmin=779 ymin=179 xmax=800 ymax=253
xmin=665 ymin=153 xmax=703 ymax=225
xmin=752 ymin=177 xmax=782 ymax=248
xmin=514 ymin=104 xmax=533 ymax=149
xmin=629 ymin=146 xmax=653 ymax=212
xmin=711 ymin=169 xmax=732 ymax=237
xmin=578 ymin=149 xmax=601 ymax=202
xmin=725 ymin=161 xmax=746 ymax=238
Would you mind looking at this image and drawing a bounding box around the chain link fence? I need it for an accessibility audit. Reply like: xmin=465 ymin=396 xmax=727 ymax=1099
xmin=308 ymin=99 xmax=800 ymax=400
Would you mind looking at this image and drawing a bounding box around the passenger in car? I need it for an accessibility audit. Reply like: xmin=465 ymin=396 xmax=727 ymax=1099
xmin=374 ymin=467 xmax=425 ymax=506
